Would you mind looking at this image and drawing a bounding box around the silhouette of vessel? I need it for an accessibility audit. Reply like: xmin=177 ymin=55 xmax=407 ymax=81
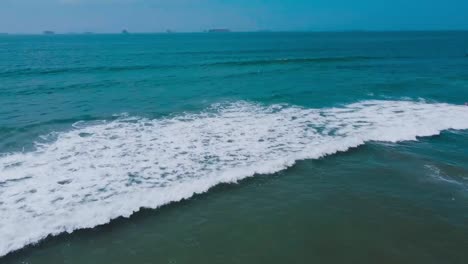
xmin=208 ymin=29 xmax=230 ymax=33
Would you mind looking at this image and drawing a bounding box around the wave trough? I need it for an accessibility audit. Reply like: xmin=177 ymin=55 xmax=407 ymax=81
xmin=1 ymin=100 xmax=468 ymax=257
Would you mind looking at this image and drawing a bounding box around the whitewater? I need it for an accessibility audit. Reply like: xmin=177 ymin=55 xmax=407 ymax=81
xmin=1 ymin=100 xmax=468 ymax=257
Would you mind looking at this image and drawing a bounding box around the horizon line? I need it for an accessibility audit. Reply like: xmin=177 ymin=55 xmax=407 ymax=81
xmin=2 ymin=29 xmax=468 ymax=35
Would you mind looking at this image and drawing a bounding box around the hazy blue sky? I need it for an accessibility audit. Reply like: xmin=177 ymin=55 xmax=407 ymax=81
xmin=1 ymin=0 xmax=468 ymax=33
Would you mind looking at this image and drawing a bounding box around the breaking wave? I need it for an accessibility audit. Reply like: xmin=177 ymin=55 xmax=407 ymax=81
xmin=1 ymin=100 xmax=468 ymax=257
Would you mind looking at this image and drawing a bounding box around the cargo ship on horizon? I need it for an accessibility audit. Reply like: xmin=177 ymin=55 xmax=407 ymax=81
xmin=208 ymin=29 xmax=231 ymax=33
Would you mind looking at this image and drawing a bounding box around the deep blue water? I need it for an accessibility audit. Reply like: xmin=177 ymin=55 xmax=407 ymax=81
xmin=1 ymin=32 xmax=468 ymax=263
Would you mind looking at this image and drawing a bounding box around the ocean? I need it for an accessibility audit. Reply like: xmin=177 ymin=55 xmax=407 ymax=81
xmin=0 ymin=31 xmax=468 ymax=263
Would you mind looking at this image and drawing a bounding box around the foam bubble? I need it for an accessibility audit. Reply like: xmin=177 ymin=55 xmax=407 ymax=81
xmin=1 ymin=100 xmax=468 ymax=257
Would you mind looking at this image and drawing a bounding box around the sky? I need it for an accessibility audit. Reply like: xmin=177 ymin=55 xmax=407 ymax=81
xmin=1 ymin=0 xmax=468 ymax=33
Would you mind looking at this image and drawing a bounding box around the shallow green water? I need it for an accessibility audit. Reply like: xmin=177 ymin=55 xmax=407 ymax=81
xmin=1 ymin=32 xmax=468 ymax=263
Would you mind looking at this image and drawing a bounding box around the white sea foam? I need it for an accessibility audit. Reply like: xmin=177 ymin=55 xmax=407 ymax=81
xmin=1 ymin=100 xmax=468 ymax=257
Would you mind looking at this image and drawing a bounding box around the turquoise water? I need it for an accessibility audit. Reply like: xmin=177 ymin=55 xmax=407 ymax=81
xmin=1 ymin=32 xmax=468 ymax=263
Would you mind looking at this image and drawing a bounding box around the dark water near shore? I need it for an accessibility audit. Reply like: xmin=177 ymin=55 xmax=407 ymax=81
xmin=1 ymin=32 xmax=468 ymax=263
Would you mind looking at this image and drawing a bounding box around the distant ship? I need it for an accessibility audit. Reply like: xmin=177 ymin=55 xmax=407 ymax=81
xmin=208 ymin=29 xmax=231 ymax=33
xmin=122 ymin=30 xmax=129 ymax=34
xmin=43 ymin=31 xmax=55 ymax=35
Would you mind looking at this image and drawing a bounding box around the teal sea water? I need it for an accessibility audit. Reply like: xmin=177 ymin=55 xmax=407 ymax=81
xmin=1 ymin=32 xmax=468 ymax=263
